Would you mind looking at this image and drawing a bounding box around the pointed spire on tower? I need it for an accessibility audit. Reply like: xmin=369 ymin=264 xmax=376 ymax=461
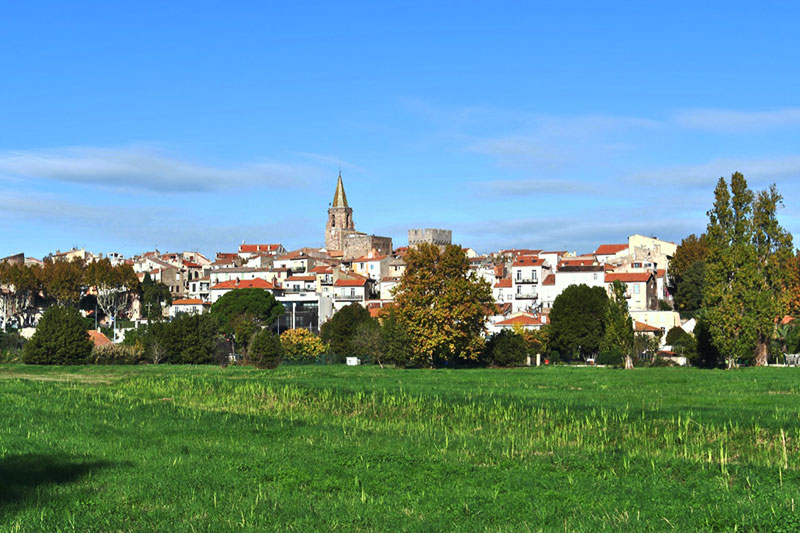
xmin=332 ymin=170 xmax=349 ymax=208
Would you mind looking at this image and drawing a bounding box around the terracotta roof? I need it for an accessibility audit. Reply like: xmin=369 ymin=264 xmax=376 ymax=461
xmin=88 ymin=330 xmax=112 ymax=347
xmin=286 ymin=275 xmax=315 ymax=281
xmin=542 ymin=274 xmax=556 ymax=286
xmin=172 ymin=298 xmax=206 ymax=305
xmin=182 ymin=260 xmax=201 ymax=268
xmin=239 ymin=244 xmax=281 ymax=253
xmin=310 ymin=265 xmax=333 ymax=274
xmin=353 ymin=254 xmax=387 ymax=262
xmin=595 ymin=244 xmax=628 ymax=256
xmin=334 ymin=278 xmax=368 ymax=287
xmin=211 ymin=279 xmax=277 ymax=290
xmin=496 ymin=313 xmax=548 ymax=326
xmin=605 ymin=272 xmax=653 ymax=283
xmin=494 ymin=279 xmax=512 ymax=288
xmin=656 ymin=269 xmax=666 ymax=278
xmin=512 ymin=256 xmax=544 ymax=267
xmin=276 ymin=250 xmax=308 ymax=261
xmin=634 ymin=320 xmax=661 ymax=333
xmin=559 ymin=259 xmax=595 ymax=267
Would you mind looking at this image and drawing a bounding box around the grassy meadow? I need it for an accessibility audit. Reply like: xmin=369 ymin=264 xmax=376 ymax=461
xmin=2 ymin=364 xmax=800 ymax=531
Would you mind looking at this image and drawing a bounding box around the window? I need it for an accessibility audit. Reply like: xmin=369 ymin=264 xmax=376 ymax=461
xmin=633 ymin=284 xmax=640 ymax=294
xmin=350 ymin=288 xmax=355 ymax=298
xmin=516 ymin=270 xmax=521 ymax=281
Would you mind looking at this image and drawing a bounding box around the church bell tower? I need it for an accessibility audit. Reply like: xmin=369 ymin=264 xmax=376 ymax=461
xmin=325 ymin=171 xmax=355 ymax=252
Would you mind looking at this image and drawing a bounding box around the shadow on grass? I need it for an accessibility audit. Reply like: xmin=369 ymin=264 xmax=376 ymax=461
xmin=0 ymin=453 xmax=116 ymax=515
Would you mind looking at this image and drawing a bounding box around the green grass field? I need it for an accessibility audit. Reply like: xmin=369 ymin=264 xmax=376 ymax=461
xmin=2 ymin=364 xmax=800 ymax=531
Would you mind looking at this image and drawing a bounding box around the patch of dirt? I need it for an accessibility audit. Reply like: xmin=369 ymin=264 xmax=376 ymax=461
xmin=0 ymin=372 xmax=115 ymax=384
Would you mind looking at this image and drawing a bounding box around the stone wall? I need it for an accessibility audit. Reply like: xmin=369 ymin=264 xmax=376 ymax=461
xmin=343 ymin=234 xmax=393 ymax=261
xmin=408 ymin=228 xmax=452 ymax=247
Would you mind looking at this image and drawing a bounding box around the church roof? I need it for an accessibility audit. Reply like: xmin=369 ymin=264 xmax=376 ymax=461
xmin=332 ymin=171 xmax=349 ymax=208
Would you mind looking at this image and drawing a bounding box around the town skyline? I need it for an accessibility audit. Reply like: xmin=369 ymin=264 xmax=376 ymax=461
xmin=3 ymin=3 xmax=800 ymax=257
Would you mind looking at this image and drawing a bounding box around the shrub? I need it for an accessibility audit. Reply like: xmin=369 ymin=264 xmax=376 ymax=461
xmin=88 ymin=344 xmax=146 ymax=365
xmin=0 ymin=329 xmax=26 ymax=363
xmin=280 ymin=328 xmax=327 ymax=362
xmin=23 ymin=306 xmax=93 ymax=365
xmin=320 ymin=304 xmax=373 ymax=358
xmin=248 ymin=329 xmax=283 ymax=369
xmin=665 ymin=326 xmax=688 ymax=346
xmin=484 ymin=330 xmax=527 ymax=367
xmin=597 ymin=348 xmax=623 ymax=366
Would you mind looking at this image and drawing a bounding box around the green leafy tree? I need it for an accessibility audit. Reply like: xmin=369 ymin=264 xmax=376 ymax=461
xmin=549 ymin=284 xmax=608 ymax=361
xmin=320 ymin=303 xmax=373 ymax=359
xmin=669 ymin=234 xmax=709 ymax=292
xmin=392 ymin=243 xmax=493 ymax=367
xmin=379 ymin=309 xmax=414 ymax=367
xmin=704 ymin=173 xmax=793 ymax=367
xmin=484 ymin=329 xmax=527 ymax=367
xmin=673 ymin=260 xmax=705 ymax=316
xmin=210 ymin=288 xmax=284 ymax=353
xmin=157 ymin=313 xmax=221 ymax=364
xmin=141 ymin=273 xmax=172 ymax=320
xmin=23 ymin=306 xmax=92 ymax=365
xmin=600 ymin=280 xmax=635 ymax=369
xmin=350 ymin=320 xmax=382 ymax=364
xmin=248 ymin=329 xmax=283 ymax=369
xmin=41 ymin=258 xmax=85 ymax=306
xmin=694 ymin=314 xmax=721 ymax=368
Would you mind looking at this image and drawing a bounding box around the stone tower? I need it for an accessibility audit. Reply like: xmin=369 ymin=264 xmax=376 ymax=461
xmin=325 ymin=171 xmax=355 ymax=252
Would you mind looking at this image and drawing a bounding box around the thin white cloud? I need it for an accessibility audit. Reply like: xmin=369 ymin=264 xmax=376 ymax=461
xmin=674 ymin=108 xmax=800 ymax=133
xmin=470 ymin=177 xmax=598 ymax=196
xmin=627 ymin=155 xmax=800 ymax=188
xmin=0 ymin=146 xmax=324 ymax=193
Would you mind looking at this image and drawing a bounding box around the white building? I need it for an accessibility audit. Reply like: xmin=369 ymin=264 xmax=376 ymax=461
xmin=169 ymin=298 xmax=209 ymax=318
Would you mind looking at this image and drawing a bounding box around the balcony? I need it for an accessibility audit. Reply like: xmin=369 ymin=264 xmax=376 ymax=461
xmin=320 ymin=278 xmax=333 ymax=286
xmin=335 ymin=293 xmax=364 ymax=301
xmin=514 ymin=292 xmax=538 ymax=300
xmin=514 ymin=277 xmax=539 ymax=284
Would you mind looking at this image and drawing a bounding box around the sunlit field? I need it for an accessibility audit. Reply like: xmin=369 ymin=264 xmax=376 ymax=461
xmin=2 ymin=364 xmax=800 ymax=531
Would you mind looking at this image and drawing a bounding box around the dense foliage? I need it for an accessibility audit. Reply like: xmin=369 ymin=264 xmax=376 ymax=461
xmin=210 ymin=289 xmax=284 ymax=353
xmin=22 ymin=306 xmax=93 ymax=365
xmin=549 ymin=284 xmax=608 ymax=361
xmin=600 ymin=280 xmax=635 ymax=368
xmin=320 ymin=303 xmax=374 ymax=359
xmin=248 ymin=329 xmax=283 ymax=368
xmin=483 ymin=329 xmax=527 ymax=367
xmin=392 ymin=243 xmax=493 ymax=367
xmin=123 ymin=314 xmax=224 ymax=364
xmin=704 ymin=173 xmax=793 ymax=367
xmin=280 ymin=328 xmax=327 ymax=362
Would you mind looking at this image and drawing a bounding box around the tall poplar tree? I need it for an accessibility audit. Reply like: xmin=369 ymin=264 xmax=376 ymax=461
xmin=703 ymin=173 xmax=793 ymax=367
xmin=600 ymin=280 xmax=635 ymax=369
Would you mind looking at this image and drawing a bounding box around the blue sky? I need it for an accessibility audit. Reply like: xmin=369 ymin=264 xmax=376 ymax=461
xmin=2 ymin=2 xmax=800 ymax=258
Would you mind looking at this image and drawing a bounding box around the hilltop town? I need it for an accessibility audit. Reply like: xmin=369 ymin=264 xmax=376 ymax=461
xmin=1 ymin=171 xmax=681 ymax=351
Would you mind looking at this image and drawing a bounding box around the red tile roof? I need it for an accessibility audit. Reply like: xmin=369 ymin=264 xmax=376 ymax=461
xmin=286 ymin=275 xmax=316 ymax=281
xmin=605 ymin=272 xmax=653 ymax=283
xmin=353 ymin=254 xmax=387 ymax=262
xmin=656 ymin=269 xmax=666 ymax=278
xmin=182 ymin=260 xmax=201 ymax=268
xmin=211 ymin=279 xmax=277 ymax=290
xmin=334 ymin=278 xmax=368 ymax=287
xmin=239 ymin=244 xmax=281 ymax=253
xmin=494 ymin=278 xmax=512 ymax=288
xmin=634 ymin=320 xmax=661 ymax=333
xmin=559 ymin=259 xmax=595 ymax=267
xmin=496 ymin=313 xmax=548 ymax=326
xmin=310 ymin=265 xmax=333 ymax=274
xmin=595 ymin=244 xmax=628 ymax=256
xmin=88 ymin=330 xmax=112 ymax=347
xmin=542 ymin=274 xmax=556 ymax=286
xmin=172 ymin=298 xmax=206 ymax=305
xmin=512 ymin=256 xmax=544 ymax=267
